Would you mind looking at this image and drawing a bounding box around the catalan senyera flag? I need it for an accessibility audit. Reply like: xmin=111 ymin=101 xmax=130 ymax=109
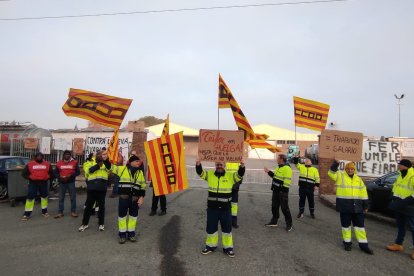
xmin=107 ymin=129 xmax=119 ymax=164
xmin=219 ymin=75 xmax=280 ymax=153
xmin=218 ymin=74 xmax=231 ymax=108
xmin=161 ymin=114 xmax=169 ymax=136
xmin=144 ymin=132 xmax=188 ymax=196
xmin=293 ymin=96 xmax=330 ymax=131
xmin=62 ymin=88 xmax=133 ymax=129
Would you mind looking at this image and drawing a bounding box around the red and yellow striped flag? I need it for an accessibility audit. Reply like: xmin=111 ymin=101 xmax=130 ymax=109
xmin=247 ymin=139 xmax=278 ymax=153
xmin=218 ymin=75 xmax=280 ymax=152
xmin=107 ymin=129 xmax=119 ymax=164
xmin=62 ymin=88 xmax=132 ymax=129
xmin=218 ymin=74 xmax=231 ymax=108
xmin=293 ymin=96 xmax=330 ymax=132
xmin=144 ymin=132 xmax=188 ymax=196
xmin=161 ymin=114 xmax=169 ymax=136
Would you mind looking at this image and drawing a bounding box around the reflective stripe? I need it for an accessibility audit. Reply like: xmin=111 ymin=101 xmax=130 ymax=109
xmin=206 ymin=232 xmax=218 ymax=247
xmin=231 ymin=202 xmax=238 ymax=216
xmin=393 ymin=183 xmax=414 ymax=192
xmin=354 ymin=227 xmax=368 ymax=243
xmin=127 ymin=216 xmax=137 ymax=232
xmin=337 ymin=195 xmax=368 ymax=200
xmin=337 ymin=185 xmax=366 ymax=190
xmin=118 ymin=217 xmax=127 ymax=232
xmin=208 ymin=188 xmax=232 ymax=193
xmin=25 ymin=199 xmax=35 ymax=212
xmin=207 ymin=197 xmax=232 ymax=202
xmin=342 ymin=227 xmax=352 ymax=242
xmin=40 ymin=197 xmax=48 ymax=209
xmin=222 ymin=232 xmax=233 ymax=249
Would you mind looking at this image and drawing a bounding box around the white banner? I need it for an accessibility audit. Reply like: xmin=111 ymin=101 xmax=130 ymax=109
xmin=40 ymin=137 xmax=51 ymax=154
xmin=339 ymin=141 xmax=401 ymax=177
xmin=402 ymin=142 xmax=414 ymax=157
xmin=54 ymin=138 xmax=73 ymax=151
xmin=85 ymin=135 xmax=130 ymax=163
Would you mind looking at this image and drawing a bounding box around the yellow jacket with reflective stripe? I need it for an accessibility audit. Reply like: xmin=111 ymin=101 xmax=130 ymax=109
xmin=272 ymin=164 xmax=292 ymax=189
xmin=111 ymin=165 xmax=146 ymax=196
xmin=83 ymin=159 xmax=109 ymax=191
xmin=392 ymin=167 xmax=414 ymax=199
xmin=296 ymin=163 xmax=320 ymax=188
xmin=199 ymin=169 xmax=242 ymax=209
xmin=328 ymin=169 xmax=368 ymax=213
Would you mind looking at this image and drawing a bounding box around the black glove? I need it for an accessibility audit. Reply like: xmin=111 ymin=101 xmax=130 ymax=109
xmin=292 ymin=157 xmax=299 ymax=165
xmin=330 ymin=160 xmax=339 ymax=172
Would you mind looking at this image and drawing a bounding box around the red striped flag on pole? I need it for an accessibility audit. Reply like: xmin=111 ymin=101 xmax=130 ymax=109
xmin=218 ymin=75 xmax=280 ymax=153
xmin=62 ymin=88 xmax=132 ymax=129
xmin=107 ymin=129 xmax=119 ymax=164
xmin=144 ymin=132 xmax=188 ymax=196
xmin=293 ymin=96 xmax=330 ymax=132
xmin=161 ymin=114 xmax=169 ymax=137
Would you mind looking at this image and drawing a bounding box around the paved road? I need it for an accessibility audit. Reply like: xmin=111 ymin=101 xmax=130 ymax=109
xmin=1 ymin=175 xmax=414 ymax=275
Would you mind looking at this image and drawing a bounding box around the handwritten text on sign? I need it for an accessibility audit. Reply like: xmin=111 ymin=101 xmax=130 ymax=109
xmin=339 ymin=141 xmax=401 ymax=177
xmin=198 ymin=129 xmax=244 ymax=162
xmin=319 ymin=129 xmax=363 ymax=162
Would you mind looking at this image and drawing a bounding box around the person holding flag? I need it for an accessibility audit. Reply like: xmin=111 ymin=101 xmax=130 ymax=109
xmin=110 ymin=155 xmax=146 ymax=244
xmin=78 ymin=150 xmax=111 ymax=232
xmin=196 ymin=159 xmax=245 ymax=258
xmin=149 ymin=114 xmax=169 ymax=217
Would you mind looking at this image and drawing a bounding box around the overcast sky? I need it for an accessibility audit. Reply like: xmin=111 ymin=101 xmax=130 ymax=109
xmin=0 ymin=0 xmax=413 ymax=138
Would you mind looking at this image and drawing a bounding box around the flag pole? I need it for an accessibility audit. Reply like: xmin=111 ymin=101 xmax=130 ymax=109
xmin=254 ymin=148 xmax=266 ymax=168
xmin=295 ymin=126 xmax=297 ymax=144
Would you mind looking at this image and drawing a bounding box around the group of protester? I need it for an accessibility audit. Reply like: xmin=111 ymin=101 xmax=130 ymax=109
xmin=19 ymin=150 xmax=414 ymax=260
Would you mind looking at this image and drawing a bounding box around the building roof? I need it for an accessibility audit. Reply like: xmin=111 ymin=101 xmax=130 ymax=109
xmin=252 ymin=124 xmax=318 ymax=141
xmin=145 ymin=122 xmax=199 ymax=137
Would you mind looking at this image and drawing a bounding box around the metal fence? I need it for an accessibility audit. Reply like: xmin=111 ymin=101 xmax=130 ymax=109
xmin=10 ymin=138 xmax=86 ymax=165
xmin=185 ymin=165 xmax=270 ymax=185
xmin=10 ymin=139 xmax=271 ymax=185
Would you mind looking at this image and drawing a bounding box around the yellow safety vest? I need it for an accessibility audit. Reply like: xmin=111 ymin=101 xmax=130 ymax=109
xmin=296 ymin=163 xmax=320 ymax=188
xmin=199 ymin=170 xmax=241 ymax=203
xmin=392 ymin=168 xmax=414 ymax=199
xmin=272 ymin=165 xmax=292 ymax=189
xmin=112 ymin=165 xmax=146 ymax=196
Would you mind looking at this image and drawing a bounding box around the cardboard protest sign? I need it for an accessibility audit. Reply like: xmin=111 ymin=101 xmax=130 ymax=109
xmin=24 ymin=138 xmax=38 ymax=150
xmin=73 ymin=138 xmax=84 ymax=155
xmin=319 ymin=129 xmax=363 ymax=162
xmin=198 ymin=129 xmax=244 ymax=162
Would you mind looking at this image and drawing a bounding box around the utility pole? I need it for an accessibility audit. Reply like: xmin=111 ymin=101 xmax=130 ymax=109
xmin=394 ymin=94 xmax=405 ymax=137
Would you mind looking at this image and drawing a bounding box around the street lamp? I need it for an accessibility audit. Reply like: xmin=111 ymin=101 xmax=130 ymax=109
xmin=394 ymin=94 xmax=405 ymax=137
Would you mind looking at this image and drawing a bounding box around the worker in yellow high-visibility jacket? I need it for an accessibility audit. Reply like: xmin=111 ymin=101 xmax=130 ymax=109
xmin=328 ymin=160 xmax=373 ymax=255
xmin=226 ymin=162 xmax=243 ymax=228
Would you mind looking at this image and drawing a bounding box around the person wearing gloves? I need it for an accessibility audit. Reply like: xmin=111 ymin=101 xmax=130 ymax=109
xmin=110 ymin=155 xmax=146 ymax=244
xmin=386 ymin=159 xmax=414 ymax=260
xmin=292 ymin=157 xmax=320 ymax=219
xmin=196 ymin=159 xmax=245 ymax=258
xmin=78 ymin=150 xmax=111 ymax=232
xmin=328 ymin=160 xmax=374 ymax=255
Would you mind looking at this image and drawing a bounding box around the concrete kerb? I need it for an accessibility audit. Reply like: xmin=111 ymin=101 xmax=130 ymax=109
xmin=319 ymin=194 xmax=396 ymax=225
